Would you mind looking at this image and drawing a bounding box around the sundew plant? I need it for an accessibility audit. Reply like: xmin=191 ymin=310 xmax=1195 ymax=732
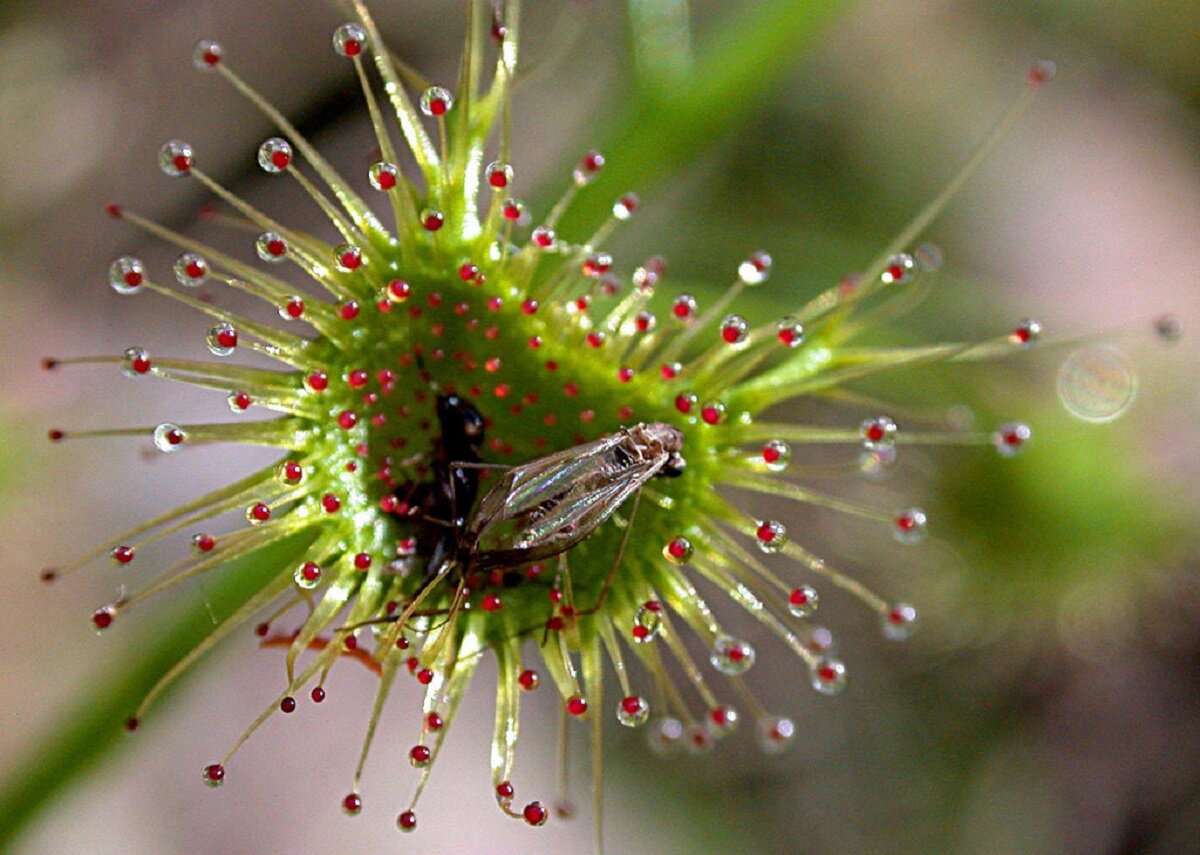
xmin=26 ymin=1 xmax=1057 ymax=851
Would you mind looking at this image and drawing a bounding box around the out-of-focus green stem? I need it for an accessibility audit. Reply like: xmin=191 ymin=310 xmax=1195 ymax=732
xmin=626 ymin=0 xmax=693 ymax=90
xmin=0 ymin=530 xmax=317 ymax=852
xmin=550 ymin=0 xmax=849 ymax=236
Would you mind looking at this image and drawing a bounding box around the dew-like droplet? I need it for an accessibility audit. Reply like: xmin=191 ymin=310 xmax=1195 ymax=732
xmin=335 ymin=243 xmax=364 ymax=272
xmin=581 ymin=252 xmax=612 ymax=278
xmin=707 ymin=704 xmax=739 ymax=736
xmin=517 ymin=668 xmax=540 ymax=691
xmin=633 ymin=310 xmax=656 ymax=334
xmin=992 ymin=421 xmax=1031 ymax=457
xmin=173 ymin=252 xmax=209 ymax=287
xmin=915 ymin=243 xmax=944 ymax=272
xmin=369 ymin=161 xmax=399 ymax=191
xmin=1012 ymin=317 xmax=1041 ymax=347
xmin=616 ymin=695 xmax=650 ymax=728
xmin=332 ymin=22 xmax=368 ymax=57
xmin=573 ymin=150 xmax=605 ymax=186
xmin=720 ymin=314 xmax=749 ymax=345
xmin=1056 ymin=345 xmax=1137 ymax=424
xmin=710 ymin=635 xmax=756 ymax=675
xmin=501 ymin=197 xmax=524 ymax=221
xmin=409 ymin=744 xmax=432 ymax=768
xmin=700 ymin=401 xmax=726 ymax=425
xmin=756 ymin=716 xmax=796 ymax=754
xmin=859 ymin=446 xmax=897 ymax=480
xmin=294 ymin=561 xmax=322 ymax=590
xmin=761 ymin=439 xmax=791 ymax=471
xmin=202 ymin=763 xmax=225 ymax=788
xmin=421 ymin=209 xmax=445 ymax=231
xmin=108 ymin=256 xmax=145 ymax=295
xmin=1154 ymin=313 xmax=1183 ymax=342
xmin=671 ymin=294 xmax=697 ymax=321
xmin=397 ymin=810 xmax=417 ymax=832
xmin=777 ymin=317 xmax=805 ymax=348
xmin=205 ymin=323 xmax=238 ymax=356
xmin=420 ymin=86 xmax=454 ymax=117
xmin=755 ymin=519 xmax=787 ymax=553
xmin=882 ymin=602 xmax=918 ymax=640
xmin=342 ymin=793 xmax=362 ymax=816
xmin=257 ymin=137 xmax=292 ymax=173
xmin=246 ymin=502 xmax=271 ymax=525
xmin=531 ymin=225 xmax=555 ymax=248
xmin=192 ymin=39 xmax=223 ymax=71
xmin=566 ymin=695 xmax=588 ymax=717
xmin=787 ymin=585 xmax=819 ymax=618
xmin=522 ymin=802 xmax=547 ymax=827
xmin=662 ymin=536 xmax=693 ymax=565
xmin=153 ymin=423 xmax=186 ymax=453
xmin=893 ymin=507 xmax=927 ymax=545
xmin=277 ymin=460 xmax=304 ymax=484
xmin=632 ymin=602 xmax=662 ymax=644
xmin=256 ymin=231 xmax=288 ymax=262
xmin=122 ymin=346 xmax=152 ymax=377
xmin=191 ymin=533 xmax=216 ymax=553
xmin=110 ymin=545 xmax=135 ymax=564
xmin=880 ymin=252 xmax=916 ymax=285
xmin=647 ymin=717 xmax=683 ymax=755
xmin=612 ymin=192 xmax=640 ymax=220
xmin=810 ymin=657 xmax=847 ymax=695
xmin=683 ymin=725 xmax=715 ymax=755
xmin=278 ymin=296 xmax=305 ymax=321
xmin=1028 ymin=58 xmax=1057 ymax=86
xmin=485 ymin=161 xmax=513 ymax=189
xmin=805 ymin=625 xmax=836 ymax=655
xmin=860 ymin=415 xmax=897 ymax=450
xmin=738 ymin=250 xmax=772 ymax=285
xmin=159 ymin=140 xmax=194 ymax=177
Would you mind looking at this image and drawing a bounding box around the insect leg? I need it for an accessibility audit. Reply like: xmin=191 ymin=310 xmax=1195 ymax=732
xmin=574 ymin=488 xmax=641 ymax=617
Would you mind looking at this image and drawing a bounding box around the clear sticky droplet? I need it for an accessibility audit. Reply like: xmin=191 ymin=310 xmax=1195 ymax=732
xmin=893 ymin=508 xmax=927 ymax=545
xmin=859 ymin=446 xmax=898 ymax=480
xmin=720 ymin=314 xmax=749 ymax=345
xmin=662 ymin=537 xmax=693 ymax=565
xmin=369 ymin=161 xmax=399 ymax=191
xmin=860 ymin=416 xmax=897 ymax=450
xmin=616 ymin=695 xmax=650 ymax=728
xmin=880 ymin=253 xmax=916 ymax=285
xmin=158 ymin=140 xmax=194 ymax=177
xmin=173 ymin=252 xmax=209 ymax=287
xmin=647 ymin=717 xmax=683 ymax=755
xmin=419 ymin=87 xmax=454 ymax=117
xmin=612 ymin=192 xmax=640 ymax=220
xmin=294 ymin=561 xmax=322 ymax=590
xmin=738 ymin=251 xmax=772 ymax=285
xmin=205 ymin=323 xmax=238 ymax=356
xmin=777 ymin=317 xmax=805 ymax=348
xmin=1057 ymin=345 xmax=1137 ymax=424
xmin=710 ymin=635 xmax=756 ymax=675
xmin=334 ymin=244 xmax=364 ymax=272
xmin=485 ymin=161 xmax=513 ymax=189
xmin=153 ymin=423 xmax=186 ymax=453
xmin=756 ymin=716 xmax=796 ymax=754
xmin=1012 ymin=318 xmax=1041 ymax=347
xmin=572 ymin=150 xmax=604 ymax=186
xmin=992 ymin=422 xmax=1031 ymax=457
xmin=256 ymin=231 xmax=288 ymax=263
xmin=787 ymin=585 xmax=819 ymax=618
xmin=257 ymin=137 xmax=292 ymax=173
xmin=810 ymin=657 xmax=847 ymax=695
xmin=108 ymin=256 xmax=145 ymax=295
xmin=755 ymin=519 xmax=787 ymax=553
xmin=332 ymin=23 xmax=367 ymax=57
xmin=632 ymin=603 xmax=661 ymax=644
xmin=122 ymin=346 xmax=151 ymax=377
xmin=882 ymin=602 xmax=918 ymax=640
xmin=760 ymin=439 xmax=791 ymax=471
xmin=707 ymin=704 xmax=739 ymax=736
xmin=192 ymin=39 xmax=223 ymax=72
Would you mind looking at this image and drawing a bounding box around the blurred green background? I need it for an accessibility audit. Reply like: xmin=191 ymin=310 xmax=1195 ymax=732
xmin=0 ymin=1 xmax=1197 ymax=853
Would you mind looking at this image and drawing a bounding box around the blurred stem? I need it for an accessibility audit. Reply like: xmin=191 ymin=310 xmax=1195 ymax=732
xmin=626 ymin=0 xmax=693 ymax=90
xmin=0 ymin=530 xmax=318 ymax=851
xmin=550 ymin=0 xmax=849 ymax=236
